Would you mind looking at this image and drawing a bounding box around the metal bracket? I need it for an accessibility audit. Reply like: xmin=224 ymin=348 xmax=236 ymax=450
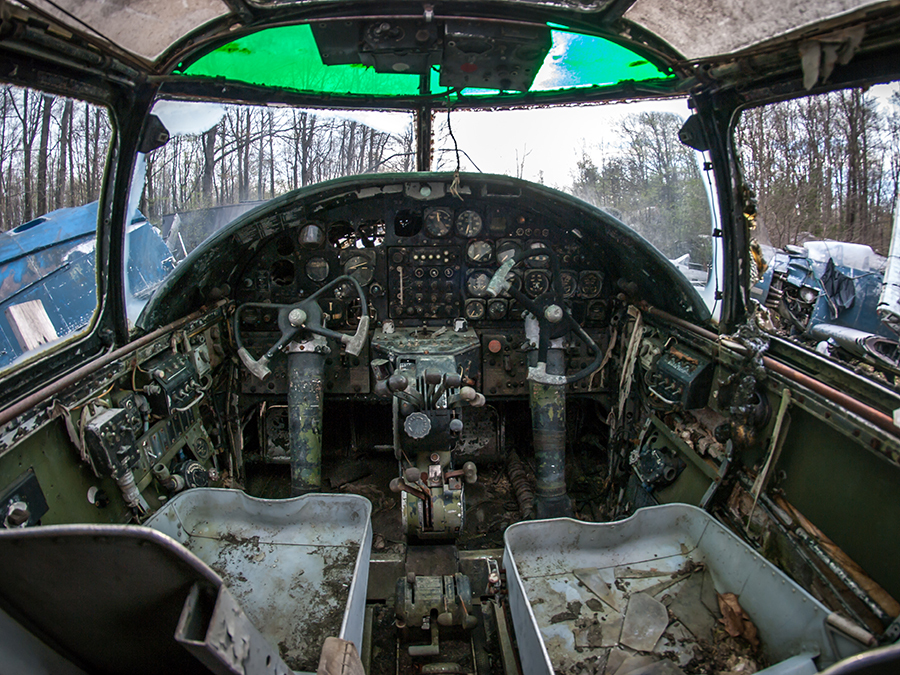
xmin=288 ymin=333 xmax=329 ymax=354
xmin=883 ymin=612 xmax=900 ymax=643
xmin=527 ymin=362 xmax=567 ymax=385
xmin=175 ymin=582 xmax=292 ymax=675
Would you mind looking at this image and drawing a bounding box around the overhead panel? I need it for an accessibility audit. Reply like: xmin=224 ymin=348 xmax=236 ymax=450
xmin=624 ymin=0 xmax=878 ymax=59
xmin=174 ymin=22 xmax=676 ymax=101
xmin=179 ymin=24 xmax=432 ymax=96
xmin=245 ymin=0 xmax=618 ymax=9
xmin=27 ymin=0 xmax=230 ymax=61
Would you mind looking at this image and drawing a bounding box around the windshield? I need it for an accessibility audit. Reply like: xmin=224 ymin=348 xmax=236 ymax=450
xmin=126 ymin=103 xmax=415 ymax=324
xmin=437 ymin=101 xmax=721 ymax=309
xmin=0 ymin=85 xmax=114 ymax=370
xmin=128 ymin=97 xmax=720 ymax=324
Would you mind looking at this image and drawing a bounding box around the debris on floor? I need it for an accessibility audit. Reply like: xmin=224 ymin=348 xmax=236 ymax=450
xmin=524 ymin=559 xmax=766 ymax=675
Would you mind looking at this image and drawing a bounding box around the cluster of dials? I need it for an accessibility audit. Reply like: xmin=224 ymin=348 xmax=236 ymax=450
xmin=297 ymin=252 xmax=376 ymax=286
xmin=388 ymin=247 xmax=461 ymax=319
xmin=462 ymin=237 xmax=605 ymax=321
xmin=422 ymin=207 xmax=486 ymax=238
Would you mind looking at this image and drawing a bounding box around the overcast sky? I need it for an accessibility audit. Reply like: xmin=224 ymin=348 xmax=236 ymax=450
xmin=438 ymin=98 xmax=693 ymax=189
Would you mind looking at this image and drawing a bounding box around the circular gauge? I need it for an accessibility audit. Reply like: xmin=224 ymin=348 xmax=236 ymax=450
xmin=298 ymin=224 xmax=325 ymax=247
xmin=579 ymin=271 xmax=603 ymax=298
xmin=524 ymin=270 xmax=550 ymax=298
xmin=394 ymin=209 xmax=422 ymax=237
xmin=496 ymin=240 xmax=522 ymax=265
xmin=487 ymin=298 xmax=508 ymax=320
xmin=465 ymin=299 xmax=486 ymax=321
xmin=306 ymin=256 xmax=330 ymax=282
xmin=456 ymin=210 xmax=483 ymax=237
xmin=424 ymin=207 xmax=453 ymax=237
xmin=466 ymin=240 xmax=493 ymax=264
xmin=561 ymin=271 xmax=577 ymax=298
xmin=466 ymin=271 xmax=491 ymax=298
xmin=343 ymin=255 xmax=375 ymax=285
xmin=526 ymin=241 xmax=550 ymax=268
xmin=500 ymin=270 xmax=522 ymax=298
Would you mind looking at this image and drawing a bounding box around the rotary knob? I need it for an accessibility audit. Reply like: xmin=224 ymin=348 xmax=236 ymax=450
xmin=404 ymin=412 xmax=432 ymax=439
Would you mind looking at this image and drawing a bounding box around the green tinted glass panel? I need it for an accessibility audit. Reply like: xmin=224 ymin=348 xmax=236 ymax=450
xmin=175 ymin=24 xmax=674 ymax=98
xmin=177 ymin=24 xmax=431 ymax=96
xmin=534 ymin=31 xmax=669 ymax=90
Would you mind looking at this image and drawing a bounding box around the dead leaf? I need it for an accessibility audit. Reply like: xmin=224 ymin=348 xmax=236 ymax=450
xmin=718 ymin=593 xmax=744 ymax=637
xmin=742 ymin=617 xmax=760 ymax=649
xmin=716 ymin=592 xmax=760 ymax=649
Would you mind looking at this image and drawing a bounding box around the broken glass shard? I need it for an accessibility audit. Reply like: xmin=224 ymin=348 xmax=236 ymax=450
xmin=620 ymin=592 xmax=669 ymax=652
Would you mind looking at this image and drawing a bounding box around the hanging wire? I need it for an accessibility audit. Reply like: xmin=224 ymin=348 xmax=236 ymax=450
xmin=447 ymin=106 xmax=464 ymax=200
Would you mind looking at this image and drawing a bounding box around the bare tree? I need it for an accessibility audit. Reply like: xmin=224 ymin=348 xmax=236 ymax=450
xmin=36 ymin=94 xmax=54 ymax=215
xmin=735 ymin=88 xmax=894 ymax=253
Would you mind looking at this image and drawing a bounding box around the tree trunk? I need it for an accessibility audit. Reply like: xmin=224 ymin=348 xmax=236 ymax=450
xmin=36 ymin=94 xmax=54 ymax=216
xmin=257 ymin=110 xmax=265 ymax=200
xmin=143 ymin=153 xmax=155 ymax=218
xmin=202 ymin=123 xmax=217 ymax=205
xmin=56 ymin=99 xmax=73 ymax=209
xmin=241 ymin=109 xmax=251 ymax=201
xmin=92 ymin=108 xmax=102 ymax=200
xmin=301 ymin=113 xmax=317 ymax=187
xmin=269 ymin=110 xmax=275 ymax=198
xmin=0 ymin=87 xmax=9 ymax=230
xmin=69 ymin=102 xmax=77 ymax=206
xmin=22 ymin=91 xmax=34 ymax=221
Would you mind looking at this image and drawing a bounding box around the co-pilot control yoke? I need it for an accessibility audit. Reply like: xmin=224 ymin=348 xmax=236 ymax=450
xmin=487 ymin=249 xmax=603 ymax=518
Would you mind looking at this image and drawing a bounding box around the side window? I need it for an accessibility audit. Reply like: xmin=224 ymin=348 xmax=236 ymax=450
xmin=0 ymin=86 xmax=111 ymax=369
xmin=736 ymin=83 xmax=899 ymax=380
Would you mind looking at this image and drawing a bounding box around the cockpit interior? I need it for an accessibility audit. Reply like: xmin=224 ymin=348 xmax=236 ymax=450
xmin=1 ymin=1 xmax=899 ymax=674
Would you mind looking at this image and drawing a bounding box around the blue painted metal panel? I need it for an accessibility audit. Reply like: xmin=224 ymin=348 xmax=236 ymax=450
xmin=754 ymin=247 xmax=894 ymax=339
xmin=0 ymin=202 xmax=173 ymax=368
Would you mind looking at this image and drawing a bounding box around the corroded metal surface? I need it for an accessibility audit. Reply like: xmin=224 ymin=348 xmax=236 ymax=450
xmin=288 ymin=351 xmax=325 ymax=495
xmin=503 ymin=505 xmax=840 ymax=675
xmin=529 ymin=349 xmax=571 ymax=518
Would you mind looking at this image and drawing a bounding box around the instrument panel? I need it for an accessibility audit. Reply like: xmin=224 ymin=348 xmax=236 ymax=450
xmin=233 ymin=196 xmax=611 ymax=332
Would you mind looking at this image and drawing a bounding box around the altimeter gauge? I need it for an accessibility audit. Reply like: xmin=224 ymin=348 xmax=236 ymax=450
xmin=456 ymin=210 xmax=483 ymax=237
